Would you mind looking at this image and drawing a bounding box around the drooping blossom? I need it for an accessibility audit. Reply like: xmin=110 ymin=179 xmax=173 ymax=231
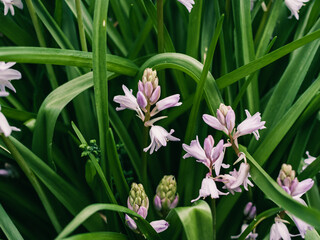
xmin=284 ymin=0 xmax=310 ymax=20
xmin=0 ymin=110 xmax=20 ymax=137
xmin=125 ymin=183 xmax=169 ymax=234
xmin=177 ymin=0 xmax=194 ymax=12
xmin=218 ymin=162 xmax=253 ymax=194
xmin=143 ymin=125 xmax=180 ymax=154
xmin=231 ymin=223 xmax=258 ymax=240
xmin=0 ymin=62 xmax=21 ymax=97
xmin=113 ymin=85 xmax=145 ymax=121
xmin=150 ymin=94 xmax=182 ymax=117
xmin=302 ymin=151 xmax=317 ymax=171
xmin=191 ymin=177 xmax=228 ymax=202
xmin=1 ymin=0 xmax=23 ymax=16
xmin=270 ymin=218 xmax=296 ymax=240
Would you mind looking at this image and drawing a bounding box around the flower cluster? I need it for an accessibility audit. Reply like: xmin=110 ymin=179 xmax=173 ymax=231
xmin=125 ymin=183 xmax=169 ymax=234
xmin=1 ymin=0 xmax=23 ymax=16
xmin=114 ymin=68 xmax=181 ymax=154
xmin=270 ymin=164 xmax=314 ymax=239
xmin=0 ymin=62 xmax=21 ymax=137
xmin=183 ymin=103 xmax=266 ymax=202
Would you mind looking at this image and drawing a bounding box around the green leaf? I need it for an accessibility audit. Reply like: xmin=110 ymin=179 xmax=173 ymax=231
xmin=305 ymin=229 xmax=320 ymax=240
xmin=61 ymin=232 xmax=128 ymax=240
xmin=55 ymin=203 xmax=161 ymax=240
xmin=0 ymin=204 xmax=24 ymax=240
xmin=298 ymin=156 xmax=320 ymax=181
xmin=166 ymin=200 xmax=213 ymax=240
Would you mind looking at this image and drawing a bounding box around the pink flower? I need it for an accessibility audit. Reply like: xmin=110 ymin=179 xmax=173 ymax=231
xmin=284 ymin=0 xmax=309 ymax=20
xmin=182 ymin=136 xmax=229 ymax=176
xmin=231 ymin=223 xmax=258 ymax=239
xmin=113 ymin=85 xmax=145 ymax=121
xmin=143 ymin=125 xmax=180 ymax=154
xmin=150 ymin=220 xmax=169 ymax=233
xmin=177 ymin=0 xmax=195 ymax=12
xmin=233 ymin=110 xmax=266 ymax=145
xmin=0 ymin=110 xmax=20 ymax=137
xmin=150 ymin=94 xmax=182 ymax=117
xmin=302 ymin=151 xmax=317 ymax=171
xmin=270 ymin=220 xmax=295 ymax=240
xmin=191 ymin=177 xmax=228 ymax=202
xmin=0 ymin=62 xmax=21 ymax=97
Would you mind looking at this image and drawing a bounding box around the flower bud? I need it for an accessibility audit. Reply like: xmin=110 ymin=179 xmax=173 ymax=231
xmin=154 ymin=175 xmax=179 ymax=217
xmin=142 ymin=68 xmax=158 ymax=89
xmin=277 ymin=164 xmax=296 ymax=188
xmin=128 ymin=183 xmax=149 ymax=218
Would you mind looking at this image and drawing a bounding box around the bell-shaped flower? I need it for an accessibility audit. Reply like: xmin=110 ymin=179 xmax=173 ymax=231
xmin=113 ymin=85 xmax=145 ymax=121
xmin=191 ymin=177 xmax=228 ymax=202
xmin=0 ymin=110 xmax=20 ymax=137
xmin=177 ymin=0 xmax=195 ymax=12
xmin=231 ymin=223 xmax=258 ymax=239
xmin=0 ymin=62 xmax=21 ymax=97
xmin=150 ymin=94 xmax=182 ymax=117
xmin=183 ymin=136 xmax=229 ymax=176
xmin=302 ymin=151 xmax=317 ymax=171
xmin=150 ymin=220 xmax=169 ymax=233
xmin=143 ymin=125 xmax=180 ymax=154
xmin=290 ymin=212 xmax=313 ymax=238
xmin=233 ymin=110 xmax=266 ymax=145
xmin=203 ymin=103 xmax=235 ymax=136
xmin=284 ymin=0 xmax=309 ymax=20
xmin=1 ymin=0 xmax=23 ymax=16
xmin=270 ymin=220 xmax=294 ymax=240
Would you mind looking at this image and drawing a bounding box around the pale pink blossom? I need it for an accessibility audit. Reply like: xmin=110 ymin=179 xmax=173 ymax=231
xmin=1 ymin=0 xmax=23 ymax=16
xmin=231 ymin=223 xmax=258 ymax=239
xmin=191 ymin=177 xmax=228 ymax=202
xmin=0 ymin=62 xmax=21 ymax=97
xmin=285 ymin=0 xmax=309 ymax=20
xmin=302 ymin=151 xmax=317 ymax=171
xmin=183 ymin=136 xmax=229 ymax=176
xmin=177 ymin=0 xmax=194 ymax=12
xmin=113 ymin=85 xmax=145 ymax=121
xmin=150 ymin=220 xmax=169 ymax=233
xmin=270 ymin=220 xmax=294 ymax=240
xmin=150 ymin=94 xmax=181 ymax=116
xmin=143 ymin=125 xmax=180 ymax=154
xmin=0 ymin=110 xmax=20 ymax=137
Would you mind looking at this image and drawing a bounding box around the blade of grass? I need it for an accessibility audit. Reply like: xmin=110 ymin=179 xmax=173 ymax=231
xmin=0 ymin=204 xmax=24 ymax=240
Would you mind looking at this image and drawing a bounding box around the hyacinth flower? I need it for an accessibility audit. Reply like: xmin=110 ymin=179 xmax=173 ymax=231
xmin=302 ymin=151 xmax=317 ymax=171
xmin=177 ymin=0 xmax=195 ymax=12
xmin=0 ymin=107 xmax=20 ymax=137
xmin=270 ymin=217 xmax=299 ymax=240
xmin=275 ymin=164 xmax=314 ymax=238
xmin=1 ymin=0 xmax=23 ymax=16
xmin=231 ymin=223 xmax=258 ymax=240
xmin=154 ymin=175 xmax=179 ymax=217
xmin=0 ymin=62 xmax=22 ymax=97
xmin=284 ymin=0 xmax=309 ymax=20
xmin=125 ymin=183 xmax=169 ymax=234
xmin=113 ymin=68 xmax=181 ymax=154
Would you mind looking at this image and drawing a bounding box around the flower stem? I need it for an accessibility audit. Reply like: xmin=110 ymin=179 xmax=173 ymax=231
xmin=1 ymin=135 xmax=62 ymax=232
xmin=211 ymin=198 xmax=216 ymax=240
xmin=75 ymin=0 xmax=88 ymax=52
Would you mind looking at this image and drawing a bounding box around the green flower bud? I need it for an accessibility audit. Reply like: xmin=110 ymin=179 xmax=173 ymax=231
xmin=142 ymin=68 xmax=158 ymax=88
xmin=128 ymin=183 xmax=149 ymax=216
xmin=154 ymin=175 xmax=179 ymax=217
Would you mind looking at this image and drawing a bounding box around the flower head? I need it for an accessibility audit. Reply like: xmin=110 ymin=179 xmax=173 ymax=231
xmin=270 ymin=218 xmax=294 ymax=240
xmin=154 ymin=175 xmax=179 ymax=216
xmin=143 ymin=125 xmax=180 ymax=154
xmin=284 ymin=0 xmax=309 ymax=20
xmin=0 ymin=62 xmax=21 ymax=97
xmin=0 ymin=110 xmax=20 ymax=137
xmin=1 ymin=0 xmax=23 ymax=16
xmin=191 ymin=177 xmax=228 ymax=202
xmin=177 ymin=0 xmax=195 ymax=12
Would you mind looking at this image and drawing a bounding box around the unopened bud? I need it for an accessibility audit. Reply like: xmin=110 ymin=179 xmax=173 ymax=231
xmin=128 ymin=183 xmax=149 ymax=218
xmin=142 ymin=68 xmax=158 ymax=88
xmin=219 ymin=103 xmax=231 ymax=117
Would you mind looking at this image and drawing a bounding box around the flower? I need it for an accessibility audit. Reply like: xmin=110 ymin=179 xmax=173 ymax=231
xmin=219 ymin=162 xmax=253 ymax=194
xmin=177 ymin=0 xmax=195 ymax=12
xmin=284 ymin=0 xmax=309 ymax=20
xmin=243 ymin=202 xmax=256 ymax=220
xmin=1 ymin=0 xmax=23 ymax=16
xmin=191 ymin=177 xmax=228 ymax=202
xmin=154 ymin=175 xmax=179 ymax=217
xmin=302 ymin=151 xmax=317 ymax=171
xmin=203 ymin=103 xmax=235 ymax=136
xmin=183 ymin=136 xmax=229 ymax=176
xmin=113 ymin=85 xmax=145 ymax=121
xmin=231 ymin=223 xmax=258 ymax=240
xmin=270 ymin=219 xmax=295 ymax=240
xmin=143 ymin=125 xmax=180 ymax=154
xmin=0 ymin=62 xmax=21 ymax=97
xmin=150 ymin=220 xmax=169 ymax=233
xmin=150 ymin=94 xmax=181 ymax=116
xmin=0 ymin=110 xmax=20 ymax=137
xmin=233 ymin=110 xmax=266 ymax=143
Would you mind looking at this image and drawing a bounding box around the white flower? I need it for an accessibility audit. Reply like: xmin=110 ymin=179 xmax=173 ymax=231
xmin=231 ymin=223 xmax=258 ymax=239
xmin=0 ymin=110 xmax=20 ymax=137
xmin=113 ymin=85 xmax=145 ymax=121
xmin=0 ymin=62 xmax=21 ymax=97
xmin=302 ymin=151 xmax=317 ymax=171
xmin=177 ymin=0 xmax=195 ymax=12
xmin=284 ymin=0 xmax=309 ymax=20
xmin=143 ymin=125 xmax=180 ymax=154
xmin=270 ymin=220 xmax=292 ymax=240
xmin=191 ymin=177 xmax=228 ymax=202
xmin=1 ymin=0 xmax=23 ymax=16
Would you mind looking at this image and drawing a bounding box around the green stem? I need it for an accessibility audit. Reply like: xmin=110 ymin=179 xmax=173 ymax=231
xmin=157 ymin=0 xmax=164 ymax=53
xmin=75 ymin=0 xmax=88 ymax=52
xmin=142 ymin=126 xmax=149 ymax=187
xmin=25 ymin=0 xmax=59 ymax=90
xmin=211 ymin=198 xmax=216 ymax=240
xmin=1 ymin=135 xmax=62 ymax=232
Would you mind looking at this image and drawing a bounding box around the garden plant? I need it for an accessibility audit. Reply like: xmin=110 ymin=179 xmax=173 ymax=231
xmin=0 ymin=0 xmax=320 ymax=239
